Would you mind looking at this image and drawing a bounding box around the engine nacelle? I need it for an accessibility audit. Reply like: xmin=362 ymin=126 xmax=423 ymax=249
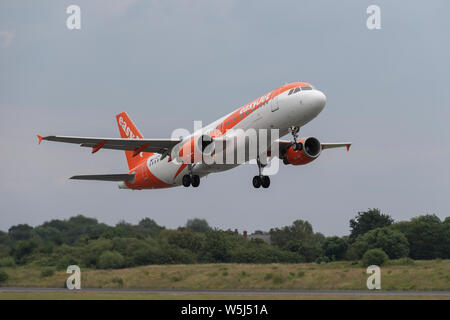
xmin=178 ymin=134 xmax=215 ymax=163
xmin=285 ymin=137 xmax=322 ymax=165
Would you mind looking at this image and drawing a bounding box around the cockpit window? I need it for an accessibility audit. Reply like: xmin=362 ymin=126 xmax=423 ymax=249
xmin=288 ymin=85 xmax=314 ymax=95
xmin=288 ymin=87 xmax=301 ymax=95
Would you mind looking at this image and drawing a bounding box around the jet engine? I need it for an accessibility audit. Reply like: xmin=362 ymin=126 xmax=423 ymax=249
xmin=284 ymin=137 xmax=321 ymax=165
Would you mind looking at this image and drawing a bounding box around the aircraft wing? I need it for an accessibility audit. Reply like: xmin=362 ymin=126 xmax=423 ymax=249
xmin=70 ymin=174 xmax=135 ymax=182
xmin=276 ymin=139 xmax=352 ymax=155
xmin=37 ymin=135 xmax=181 ymax=155
xmin=321 ymin=142 xmax=352 ymax=150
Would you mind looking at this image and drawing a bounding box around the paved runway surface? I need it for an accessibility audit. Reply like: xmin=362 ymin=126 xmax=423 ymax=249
xmin=1 ymin=287 xmax=449 ymax=296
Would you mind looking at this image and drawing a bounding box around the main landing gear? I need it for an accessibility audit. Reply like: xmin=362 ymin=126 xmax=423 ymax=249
xmin=182 ymin=174 xmax=200 ymax=187
xmin=182 ymin=165 xmax=200 ymax=187
xmin=253 ymin=157 xmax=270 ymax=189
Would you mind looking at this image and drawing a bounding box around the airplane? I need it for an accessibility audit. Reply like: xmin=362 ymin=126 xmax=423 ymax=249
xmin=37 ymin=82 xmax=351 ymax=190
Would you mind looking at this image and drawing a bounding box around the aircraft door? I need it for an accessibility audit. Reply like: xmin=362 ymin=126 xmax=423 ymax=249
xmin=271 ymin=95 xmax=279 ymax=112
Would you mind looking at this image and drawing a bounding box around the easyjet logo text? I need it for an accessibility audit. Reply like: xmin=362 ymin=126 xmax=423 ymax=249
xmin=119 ymin=116 xmax=137 ymax=139
xmin=240 ymin=93 xmax=271 ymax=114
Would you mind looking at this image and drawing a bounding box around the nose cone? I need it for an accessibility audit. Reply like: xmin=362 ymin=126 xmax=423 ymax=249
xmin=313 ymin=90 xmax=326 ymax=113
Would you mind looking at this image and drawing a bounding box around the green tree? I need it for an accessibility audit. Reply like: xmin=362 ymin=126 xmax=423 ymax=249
xmin=136 ymin=218 xmax=164 ymax=237
xmin=34 ymin=226 xmax=63 ymax=245
xmin=39 ymin=215 xmax=108 ymax=244
xmin=285 ymin=240 xmax=321 ymax=262
xmin=0 ymin=244 xmax=10 ymax=259
xmin=81 ymin=239 xmax=113 ymax=267
xmin=8 ymin=224 xmax=33 ymax=241
xmin=12 ymin=240 xmax=38 ymax=264
xmin=361 ymin=248 xmax=389 ymax=267
xmin=349 ymin=209 xmax=393 ymax=241
xmin=201 ymin=231 xmax=231 ymax=262
xmin=350 ymin=227 xmax=409 ymax=259
xmin=185 ymin=218 xmax=211 ymax=233
xmin=0 ymin=270 xmax=8 ymax=284
xmin=102 ymin=221 xmax=139 ymax=239
xmin=270 ymin=220 xmax=323 ymax=262
xmin=98 ymin=250 xmax=125 ymax=269
xmin=322 ymin=236 xmax=348 ymax=261
xmin=68 ymin=215 xmax=108 ymax=243
xmin=229 ymin=239 xmax=302 ymax=263
xmin=156 ymin=242 xmax=196 ymax=264
xmin=411 ymin=214 xmax=441 ymax=224
xmin=270 ymin=220 xmax=315 ymax=247
xmin=129 ymin=244 xmax=162 ymax=266
xmin=0 ymin=231 xmax=10 ymax=245
xmin=392 ymin=215 xmax=448 ymax=259
xmin=160 ymin=229 xmax=205 ymax=253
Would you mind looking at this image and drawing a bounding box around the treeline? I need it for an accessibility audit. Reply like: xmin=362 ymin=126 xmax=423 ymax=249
xmin=0 ymin=209 xmax=448 ymax=271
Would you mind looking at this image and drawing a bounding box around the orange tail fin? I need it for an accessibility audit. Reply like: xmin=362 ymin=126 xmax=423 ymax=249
xmin=115 ymin=112 xmax=152 ymax=170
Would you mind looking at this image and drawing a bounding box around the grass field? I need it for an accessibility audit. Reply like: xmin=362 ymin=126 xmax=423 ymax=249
xmin=1 ymin=291 xmax=449 ymax=300
xmin=1 ymin=260 xmax=449 ymax=293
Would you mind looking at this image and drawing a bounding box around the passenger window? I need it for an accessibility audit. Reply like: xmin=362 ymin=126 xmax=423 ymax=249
xmin=301 ymin=86 xmax=312 ymax=90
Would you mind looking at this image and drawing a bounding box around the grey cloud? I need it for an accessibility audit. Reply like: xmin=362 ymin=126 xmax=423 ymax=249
xmin=0 ymin=0 xmax=449 ymax=235
xmin=0 ymin=30 xmax=14 ymax=48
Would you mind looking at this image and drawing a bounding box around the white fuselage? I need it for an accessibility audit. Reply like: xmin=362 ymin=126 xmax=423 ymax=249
xmin=143 ymin=84 xmax=326 ymax=188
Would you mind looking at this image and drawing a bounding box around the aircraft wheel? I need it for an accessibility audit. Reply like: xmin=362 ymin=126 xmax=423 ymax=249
xmin=293 ymin=142 xmax=303 ymax=151
xmin=182 ymin=174 xmax=191 ymax=187
xmin=283 ymin=158 xmax=289 ymax=165
xmin=191 ymin=175 xmax=200 ymax=187
xmin=252 ymin=176 xmax=261 ymax=188
xmin=261 ymin=176 xmax=270 ymax=188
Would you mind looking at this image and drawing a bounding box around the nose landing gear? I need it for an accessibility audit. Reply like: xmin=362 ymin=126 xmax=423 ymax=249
xmin=289 ymin=125 xmax=303 ymax=151
xmin=253 ymin=157 xmax=271 ymax=189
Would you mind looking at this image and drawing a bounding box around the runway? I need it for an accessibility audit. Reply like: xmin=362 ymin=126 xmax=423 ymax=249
xmin=1 ymin=287 xmax=449 ymax=296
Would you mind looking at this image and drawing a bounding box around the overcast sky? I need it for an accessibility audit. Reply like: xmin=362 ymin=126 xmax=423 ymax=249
xmin=1 ymin=0 xmax=449 ymax=236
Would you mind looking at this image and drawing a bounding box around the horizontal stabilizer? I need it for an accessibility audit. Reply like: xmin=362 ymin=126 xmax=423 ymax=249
xmin=70 ymin=174 xmax=135 ymax=182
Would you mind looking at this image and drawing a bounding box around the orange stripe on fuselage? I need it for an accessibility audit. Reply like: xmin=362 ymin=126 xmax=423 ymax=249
xmin=173 ymin=163 xmax=188 ymax=180
xmin=213 ymin=82 xmax=311 ymax=136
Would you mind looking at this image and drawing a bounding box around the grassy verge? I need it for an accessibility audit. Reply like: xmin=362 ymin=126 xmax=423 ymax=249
xmin=0 ymin=292 xmax=449 ymax=300
xmin=1 ymin=260 xmax=449 ymax=291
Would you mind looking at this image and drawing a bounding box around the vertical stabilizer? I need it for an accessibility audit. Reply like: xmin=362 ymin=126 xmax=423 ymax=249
xmin=115 ymin=112 xmax=152 ymax=170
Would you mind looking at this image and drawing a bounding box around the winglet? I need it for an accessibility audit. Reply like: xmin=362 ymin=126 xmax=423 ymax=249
xmin=37 ymin=135 xmax=43 ymax=145
xmin=346 ymin=144 xmax=351 ymax=152
xmin=92 ymin=140 xmax=107 ymax=154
